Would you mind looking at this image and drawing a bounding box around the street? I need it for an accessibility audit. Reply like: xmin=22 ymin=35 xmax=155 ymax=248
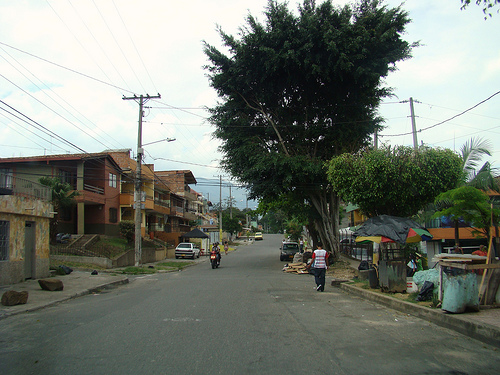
xmin=0 ymin=234 xmax=498 ymax=375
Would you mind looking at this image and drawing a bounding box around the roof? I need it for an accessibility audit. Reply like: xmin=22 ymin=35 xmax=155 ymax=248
xmin=181 ymin=228 xmax=209 ymax=238
xmin=155 ymin=170 xmax=197 ymax=185
xmin=0 ymin=150 xmax=124 ymax=172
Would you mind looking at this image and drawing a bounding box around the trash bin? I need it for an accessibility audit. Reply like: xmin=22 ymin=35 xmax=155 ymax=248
xmin=378 ymin=260 xmax=406 ymax=292
xmin=368 ymin=268 xmax=379 ymax=289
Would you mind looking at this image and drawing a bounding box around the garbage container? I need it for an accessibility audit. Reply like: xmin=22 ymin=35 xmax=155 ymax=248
xmin=368 ymin=268 xmax=379 ymax=289
xmin=378 ymin=260 xmax=406 ymax=292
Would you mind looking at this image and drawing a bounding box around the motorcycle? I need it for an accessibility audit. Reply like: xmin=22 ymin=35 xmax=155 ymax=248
xmin=210 ymin=245 xmax=220 ymax=269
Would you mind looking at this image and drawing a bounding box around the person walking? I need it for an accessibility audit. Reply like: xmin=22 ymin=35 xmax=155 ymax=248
xmin=224 ymin=241 xmax=229 ymax=255
xmin=306 ymin=243 xmax=329 ymax=292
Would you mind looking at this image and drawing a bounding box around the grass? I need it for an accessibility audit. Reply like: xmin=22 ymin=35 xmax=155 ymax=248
xmin=99 ymin=236 xmax=128 ymax=248
xmin=117 ymin=261 xmax=194 ymax=275
xmin=350 ymin=279 xmax=438 ymax=308
xmin=120 ymin=266 xmax=157 ymax=275
xmin=156 ymin=261 xmax=193 ymax=270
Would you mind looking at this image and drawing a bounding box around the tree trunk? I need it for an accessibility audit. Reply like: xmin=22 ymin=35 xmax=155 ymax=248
xmin=308 ymin=188 xmax=340 ymax=260
xmin=454 ymin=219 xmax=460 ymax=248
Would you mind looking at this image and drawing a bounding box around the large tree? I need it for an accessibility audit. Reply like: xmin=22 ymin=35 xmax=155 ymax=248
xmin=204 ymin=0 xmax=416 ymax=256
xmin=327 ymin=146 xmax=463 ymax=218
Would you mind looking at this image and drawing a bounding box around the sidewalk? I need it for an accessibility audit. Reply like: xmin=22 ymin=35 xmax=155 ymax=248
xmin=0 ymin=271 xmax=129 ymax=320
xmin=336 ymin=255 xmax=500 ymax=348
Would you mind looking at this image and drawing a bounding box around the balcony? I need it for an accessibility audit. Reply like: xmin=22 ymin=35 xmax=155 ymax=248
xmin=170 ymin=206 xmax=184 ymax=217
xmin=0 ymin=173 xmax=51 ymax=201
xmin=76 ymin=183 xmax=106 ymax=204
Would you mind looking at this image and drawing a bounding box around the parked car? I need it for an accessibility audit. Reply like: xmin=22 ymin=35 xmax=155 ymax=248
xmin=280 ymin=242 xmax=300 ymax=261
xmin=175 ymin=242 xmax=201 ymax=259
xmin=254 ymin=232 xmax=263 ymax=240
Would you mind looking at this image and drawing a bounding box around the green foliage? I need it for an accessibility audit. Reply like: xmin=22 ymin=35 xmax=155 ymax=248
xmin=460 ymin=137 xmax=499 ymax=191
xmin=434 ymin=185 xmax=500 ymax=240
xmin=327 ymin=146 xmax=463 ymax=217
xmin=120 ymin=266 xmax=157 ymax=275
xmin=203 ymin=0 xmax=416 ymax=251
xmin=39 ymin=176 xmax=79 ymax=243
xmin=203 ymin=0 xmax=415 ymax=200
xmin=284 ymin=219 xmax=303 ymax=241
xmin=119 ymin=220 xmax=135 ymax=244
xmin=222 ymin=214 xmax=243 ymax=236
xmin=460 ymin=0 xmax=499 ymax=19
xmin=39 ymin=176 xmax=79 ymax=209
xmin=156 ymin=262 xmax=193 ymax=270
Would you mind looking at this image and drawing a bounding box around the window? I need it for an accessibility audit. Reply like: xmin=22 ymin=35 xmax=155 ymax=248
xmin=109 ymin=207 xmax=118 ymax=223
xmin=109 ymin=173 xmax=117 ymax=188
xmin=59 ymin=170 xmax=72 ymax=184
xmin=0 ymin=221 xmax=9 ymax=261
xmin=0 ymin=168 xmax=13 ymax=189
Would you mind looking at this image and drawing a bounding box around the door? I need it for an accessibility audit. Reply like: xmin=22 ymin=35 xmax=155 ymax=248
xmin=24 ymin=221 xmax=36 ymax=279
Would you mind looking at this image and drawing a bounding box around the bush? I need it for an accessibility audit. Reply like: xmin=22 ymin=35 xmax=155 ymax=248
xmin=119 ymin=220 xmax=135 ymax=243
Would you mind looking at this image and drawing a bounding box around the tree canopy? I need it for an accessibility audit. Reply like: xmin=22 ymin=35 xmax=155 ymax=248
xmin=327 ymin=146 xmax=463 ymax=218
xmin=204 ymin=0 xmax=416 ymax=255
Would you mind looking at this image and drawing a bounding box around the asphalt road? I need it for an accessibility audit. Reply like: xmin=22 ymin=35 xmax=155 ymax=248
xmin=1 ymin=234 xmax=498 ymax=375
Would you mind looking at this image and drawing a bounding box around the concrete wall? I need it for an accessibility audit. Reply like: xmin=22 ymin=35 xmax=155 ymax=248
xmin=0 ymin=195 xmax=52 ymax=285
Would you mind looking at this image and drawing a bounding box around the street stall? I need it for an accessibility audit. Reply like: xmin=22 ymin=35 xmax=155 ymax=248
xmin=354 ymin=215 xmax=433 ymax=293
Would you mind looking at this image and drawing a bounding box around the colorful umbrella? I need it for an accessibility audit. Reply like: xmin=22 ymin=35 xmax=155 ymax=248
xmin=354 ymin=215 xmax=433 ymax=245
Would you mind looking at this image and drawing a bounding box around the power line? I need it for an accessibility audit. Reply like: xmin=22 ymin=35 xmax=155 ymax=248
xmin=381 ymin=91 xmax=500 ymax=137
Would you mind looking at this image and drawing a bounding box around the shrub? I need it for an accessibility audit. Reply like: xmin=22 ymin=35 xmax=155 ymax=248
xmin=119 ymin=220 xmax=135 ymax=244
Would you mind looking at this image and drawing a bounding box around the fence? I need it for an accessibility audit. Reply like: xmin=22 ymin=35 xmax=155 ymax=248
xmin=50 ymin=241 xmax=126 ymax=259
xmin=338 ymin=233 xmax=373 ymax=263
xmin=0 ymin=173 xmax=51 ymax=201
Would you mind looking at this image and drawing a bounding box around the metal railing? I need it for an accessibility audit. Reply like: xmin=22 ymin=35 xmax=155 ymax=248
xmin=338 ymin=234 xmax=373 ymax=262
xmin=83 ymin=183 xmax=104 ymax=195
xmin=0 ymin=173 xmax=51 ymax=202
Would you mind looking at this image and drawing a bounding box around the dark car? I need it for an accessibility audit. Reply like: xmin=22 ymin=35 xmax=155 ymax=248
xmin=280 ymin=242 xmax=300 ymax=261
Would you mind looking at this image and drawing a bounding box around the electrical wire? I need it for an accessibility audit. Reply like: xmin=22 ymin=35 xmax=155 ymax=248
xmin=380 ymin=91 xmax=500 ymax=137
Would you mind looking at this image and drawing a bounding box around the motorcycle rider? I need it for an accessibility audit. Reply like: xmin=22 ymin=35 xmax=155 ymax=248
xmin=212 ymin=242 xmax=221 ymax=266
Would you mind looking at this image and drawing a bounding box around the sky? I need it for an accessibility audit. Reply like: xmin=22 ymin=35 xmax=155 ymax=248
xmin=0 ymin=1 xmax=498 ymax=209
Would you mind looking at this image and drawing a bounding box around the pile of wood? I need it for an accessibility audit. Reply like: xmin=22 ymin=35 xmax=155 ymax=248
xmin=282 ymin=262 xmax=309 ymax=274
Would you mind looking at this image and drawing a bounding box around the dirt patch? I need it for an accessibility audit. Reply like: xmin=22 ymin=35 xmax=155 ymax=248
xmin=327 ymin=259 xmax=357 ymax=280
xmin=350 ymin=281 xmax=435 ymax=308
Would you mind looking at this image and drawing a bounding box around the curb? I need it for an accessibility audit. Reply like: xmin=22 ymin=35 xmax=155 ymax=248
xmin=340 ymin=283 xmax=500 ymax=348
xmin=0 ymin=277 xmax=129 ymax=320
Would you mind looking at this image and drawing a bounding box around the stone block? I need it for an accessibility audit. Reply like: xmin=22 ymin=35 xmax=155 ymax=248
xmin=1 ymin=290 xmax=29 ymax=306
xmin=38 ymin=278 xmax=64 ymax=291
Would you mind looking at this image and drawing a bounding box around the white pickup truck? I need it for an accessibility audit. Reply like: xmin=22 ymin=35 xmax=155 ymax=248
xmin=175 ymin=242 xmax=201 ymax=259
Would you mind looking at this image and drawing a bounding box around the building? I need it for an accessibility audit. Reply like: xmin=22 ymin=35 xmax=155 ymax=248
xmin=0 ymin=173 xmax=53 ymax=285
xmin=0 ymin=152 xmax=123 ymax=236
xmin=0 ymin=151 xmax=210 ymax=256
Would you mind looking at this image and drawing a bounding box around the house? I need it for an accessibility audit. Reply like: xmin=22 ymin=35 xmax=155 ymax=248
xmin=0 ymin=150 xmax=211 ymax=259
xmin=0 ymin=173 xmax=53 ymax=285
xmin=0 ymin=151 xmax=124 ymax=236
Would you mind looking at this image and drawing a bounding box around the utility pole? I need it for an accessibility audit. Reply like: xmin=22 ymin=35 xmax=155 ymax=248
xmin=219 ymin=175 xmax=222 ymax=243
xmin=409 ymin=97 xmax=418 ymax=150
xmin=229 ymin=184 xmax=233 ymax=219
xmin=122 ymin=93 xmax=161 ymax=266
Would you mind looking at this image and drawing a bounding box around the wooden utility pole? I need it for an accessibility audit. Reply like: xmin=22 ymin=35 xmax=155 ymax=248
xmin=122 ymin=93 xmax=161 ymax=266
xmin=409 ymin=97 xmax=418 ymax=150
xmin=219 ymin=175 xmax=222 ymax=242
